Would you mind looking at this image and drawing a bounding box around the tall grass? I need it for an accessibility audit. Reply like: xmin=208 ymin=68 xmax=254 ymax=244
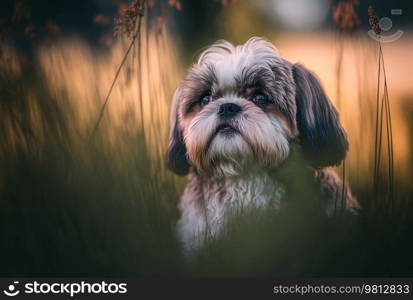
xmin=0 ymin=25 xmax=185 ymax=276
xmin=373 ymin=43 xmax=395 ymax=213
xmin=0 ymin=23 xmax=412 ymax=276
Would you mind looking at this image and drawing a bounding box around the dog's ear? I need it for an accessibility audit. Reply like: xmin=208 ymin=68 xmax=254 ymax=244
xmin=166 ymin=87 xmax=190 ymax=175
xmin=292 ymin=63 xmax=348 ymax=168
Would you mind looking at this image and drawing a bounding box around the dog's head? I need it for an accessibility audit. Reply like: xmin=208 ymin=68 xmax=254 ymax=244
xmin=167 ymin=38 xmax=348 ymax=176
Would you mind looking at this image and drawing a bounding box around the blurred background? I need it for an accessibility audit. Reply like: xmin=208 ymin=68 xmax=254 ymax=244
xmin=0 ymin=0 xmax=412 ymax=276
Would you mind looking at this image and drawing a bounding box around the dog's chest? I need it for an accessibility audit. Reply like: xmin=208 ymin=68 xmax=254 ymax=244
xmin=177 ymin=173 xmax=284 ymax=251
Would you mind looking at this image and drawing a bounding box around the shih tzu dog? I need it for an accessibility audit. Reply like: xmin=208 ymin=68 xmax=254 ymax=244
xmin=166 ymin=37 xmax=359 ymax=252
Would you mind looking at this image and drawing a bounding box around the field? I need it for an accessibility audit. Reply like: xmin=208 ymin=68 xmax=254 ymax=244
xmin=0 ymin=19 xmax=412 ymax=276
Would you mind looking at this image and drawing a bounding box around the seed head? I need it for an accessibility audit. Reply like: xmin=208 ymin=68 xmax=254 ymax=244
xmin=332 ymin=0 xmax=360 ymax=32
xmin=368 ymin=5 xmax=381 ymax=35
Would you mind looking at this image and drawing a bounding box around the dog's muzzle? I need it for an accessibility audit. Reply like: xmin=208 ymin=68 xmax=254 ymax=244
xmin=218 ymin=102 xmax=241 ymax=119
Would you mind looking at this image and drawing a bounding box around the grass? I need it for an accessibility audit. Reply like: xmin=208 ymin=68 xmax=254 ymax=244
xmin=0 ymin=27 xmax=412 ymax=277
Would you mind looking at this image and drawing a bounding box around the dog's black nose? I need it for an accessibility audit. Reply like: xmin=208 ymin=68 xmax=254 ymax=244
xmin=218 ymin=103 xmax=241 ymax=118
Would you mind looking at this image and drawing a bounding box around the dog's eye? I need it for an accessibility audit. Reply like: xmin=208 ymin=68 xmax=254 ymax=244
xmin=200 ymin=95 xmax=212 ymax=106
xmin=251 ymin=93 xmax=269 ymax=106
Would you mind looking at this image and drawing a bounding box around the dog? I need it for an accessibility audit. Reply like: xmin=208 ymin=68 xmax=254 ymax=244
xmin=166 ymin=37 xmax=359 ymax=252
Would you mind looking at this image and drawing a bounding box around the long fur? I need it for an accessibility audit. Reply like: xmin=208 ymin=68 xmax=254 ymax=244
xmin=166 ymin=37 xmax=359 ymax=252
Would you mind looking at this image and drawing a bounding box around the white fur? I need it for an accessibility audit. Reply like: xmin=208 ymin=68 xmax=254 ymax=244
xmin=177 ymin=172 xmax=285 ymax=252
xmin=184 ymin=97 xmax=290 ymax=173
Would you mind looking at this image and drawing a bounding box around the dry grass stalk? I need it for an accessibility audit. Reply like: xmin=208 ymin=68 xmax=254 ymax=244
xmin=114 ymin=0 xmax=145 ymax=39
xmin=94 ymin=14 xmax=110 ymax=26
xmin=168 ymin=0 xmax=182 ymax=11
xmin=44 ymin=21 xmax=61 ymax=37
xmin=24 ymin=23 xmax=36 ymax=39
xmin=90 ymin=0 xmax=147 ymax=139
xmin=370 ymin=6 xmax=395 ymax=212
xmin=12 ymin=0 xmax=31 ymax=24
xmin=332 ymin=0 xmax=361 ymax=214
xmin=332 ymin=0 xmax=360 ymax=32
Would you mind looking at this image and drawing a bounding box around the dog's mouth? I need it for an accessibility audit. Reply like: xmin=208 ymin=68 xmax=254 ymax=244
xmin=215 ymin=123 xmax=238 ymax=135
xmin=203 ymin=123 xmax=240 ymax=154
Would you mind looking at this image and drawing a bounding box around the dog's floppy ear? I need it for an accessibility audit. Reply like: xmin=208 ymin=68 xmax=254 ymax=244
xmin=166 ymin=87 xmax=190 ymax=175
xmin=292 ymin=63 xmax=348 ymax=168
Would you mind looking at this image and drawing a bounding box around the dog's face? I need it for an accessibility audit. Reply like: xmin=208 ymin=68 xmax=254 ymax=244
xmin=167 ymin=38 xmax=348 ymax=176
